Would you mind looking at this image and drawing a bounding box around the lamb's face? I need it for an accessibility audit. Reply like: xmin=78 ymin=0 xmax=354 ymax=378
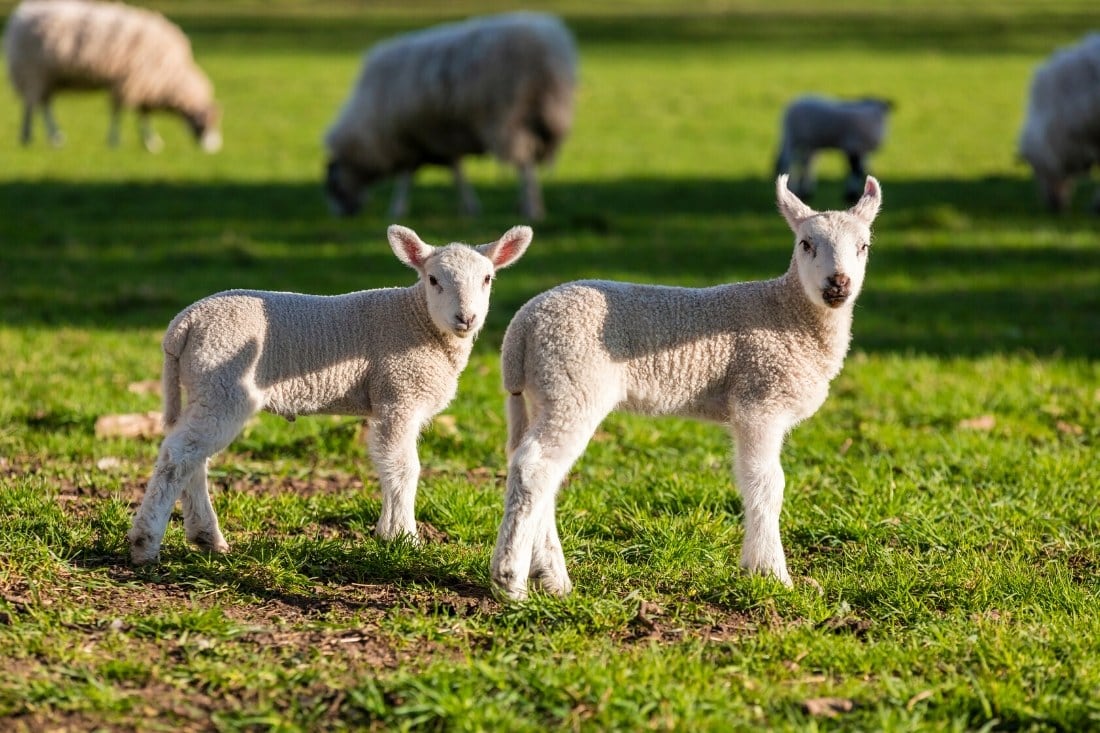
xmin=777 ymin=174 xmax=881 ymax=310
xmin=792 ymin=214 xmax=872 ymax=309
xmin=422 ymin=246 xmax=497 ymax=339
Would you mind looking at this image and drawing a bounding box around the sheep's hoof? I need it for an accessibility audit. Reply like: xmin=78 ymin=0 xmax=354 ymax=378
xmin=48 ymin=133 xmax=65 ymax=149
xmin=187 ymin=530 xmax=230 ymax=555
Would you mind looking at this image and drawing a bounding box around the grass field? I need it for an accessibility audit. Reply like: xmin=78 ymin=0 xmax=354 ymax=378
xmin=1 ymin=1 xmax=1098 ymax=730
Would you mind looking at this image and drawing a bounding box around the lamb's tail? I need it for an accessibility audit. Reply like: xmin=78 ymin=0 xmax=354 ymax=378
xmin=501 ymin=317 xmax=530 ymax=459
xmin=159 ymin=313 xmax=191 ymax=432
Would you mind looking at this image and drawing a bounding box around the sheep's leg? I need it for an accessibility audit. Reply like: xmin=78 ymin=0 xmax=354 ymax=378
xmin=518 ymin=162 xmax=545 ymax=221
xmin=792 ymin=153 xmax=815 ymax=201
xmin=491 ymin=408 xmax=603 ymax=600
xmin=139 ymin=109 xmax=164 ymax=153
xmin=107 ymin=97 xmax=121 ymax=148
xmin=732 ymin=420 xmax=792 ymax=586
xmin=180 ymin=459 xmax=229 ymax=554
xmin=370 ymin=412 xmax=423 ymax=543
xmin=20 ymin=103 xmax=33 ymax=146
xmin=128 ymin=400 xmax=255 ymax=564
xmin=452 ymin=162 xmax=480 ymax=216
xmin=388 ymin=172 xmax=412 ymax=218
xmin=42 ymin=99 xmax=63 ymax=148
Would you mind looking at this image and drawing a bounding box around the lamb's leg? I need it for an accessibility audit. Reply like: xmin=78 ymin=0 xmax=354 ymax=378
xmin=452 ymin=162 xmax=480 ymax=216
xmin=491 ymin=408 xmax=602 ymax=600
xmin=370 ymin=411 xmax=423 ymax=543
xmin=732 ymin=420 xmax=792 ymax=586
xmin=844 ymin=152 xmax=867 ymax=205
xmin=518 ymin=162 xmax=545 ymax=221
xmin=128 ymin=400 xmax=254 ymax=564
xmin=181 ymin=459 xmax=229 ymax=554
xmin=388 ymin=172 xmax=412 ymax=218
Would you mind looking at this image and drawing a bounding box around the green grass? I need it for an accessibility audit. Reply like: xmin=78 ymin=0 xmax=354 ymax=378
xmin=1 ymin=1 xmax=1098 ymax=730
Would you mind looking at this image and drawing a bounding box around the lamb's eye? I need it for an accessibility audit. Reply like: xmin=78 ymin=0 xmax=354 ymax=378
xmin=800 ymin=240 xmax=813 ymax=254
xmin=859 ymin=242 xmax=870 ymax=254
xmin=483 ymin=274 xmax=492 ymax=286
xmin=428 ymin=275 xmax=438 ymax=287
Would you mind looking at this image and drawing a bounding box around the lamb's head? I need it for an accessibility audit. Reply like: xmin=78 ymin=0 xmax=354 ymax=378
xmin=185 ymin=104 xmax=222 ymax=153
xmin=388 ymin=225 xmax=533 ymax=338
xmin=777 ymin=174 xmax=881 ymax=310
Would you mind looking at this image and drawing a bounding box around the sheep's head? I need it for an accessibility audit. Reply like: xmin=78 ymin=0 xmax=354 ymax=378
xmin=325 ymin=160 xmax=377 ymax=216
xmin=185 ymin=104 xmax=222 ymax=153
xmin=388 ymin=225 xmax=533 ymax=338
xmin=777 ymin=174 xmax=881 ymax=310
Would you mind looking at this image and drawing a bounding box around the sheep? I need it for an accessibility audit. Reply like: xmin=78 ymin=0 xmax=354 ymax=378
xmin=324 ymin=12 xmax=577 ymax=221
xmin=127 ymin=224 xmax=533 ymax=565
xmin=489 ymin=175 xmax=882 ymax=601
xmin=1018 ymin=33 xmax=1100 ymax=213
xmin=3 ymin=0 xmax=221 ymax=152
xmin=774 ymin=95 xmax=891 ymax=205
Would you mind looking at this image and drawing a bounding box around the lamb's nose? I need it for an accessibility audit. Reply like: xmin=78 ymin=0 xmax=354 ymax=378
xmin=457 ymin=314 xmax=476 ymax=329
xmin=828 ymin=274 xmax=851 ymax=290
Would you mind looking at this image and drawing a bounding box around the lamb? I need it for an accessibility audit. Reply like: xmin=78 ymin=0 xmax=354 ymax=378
xmin=3 ymin=0 xmax=221 ymax=152
xmin=1018 ymin=33 xmax=1100 ymax=213
xmin=324 ymin=12 xmax=577 ymax=220
xmin=490 ymin=175 xmax=882 ymax=600
xmin=774 ymin=95 xmax=891 ymax=205
xmin=127 ymin=224 xmax=532 ymax=564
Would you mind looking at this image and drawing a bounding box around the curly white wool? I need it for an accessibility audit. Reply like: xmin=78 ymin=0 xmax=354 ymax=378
xmin=490 ymin=177 xmax=882 ymax=600
xmin=127 ymin=225 xmax=532 ymax=565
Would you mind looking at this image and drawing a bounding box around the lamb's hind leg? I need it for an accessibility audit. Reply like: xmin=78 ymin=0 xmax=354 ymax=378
xmin=732 ymin=419 xmax=792 ymax=586
xmin=491 ymin=404 xmax=606 ymax=600
xmin=128 ymin=399 xmax=255 ymax=564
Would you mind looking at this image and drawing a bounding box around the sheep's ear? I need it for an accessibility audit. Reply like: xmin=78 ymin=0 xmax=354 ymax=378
xmin=776 ymin=175 xmax=816 ymax=230
xmin=388 ymin=225 xmax=434 ymax=273
xmin=847 ymin=176 xmax=882 ymax=225
xmin=477 ymin=225 xmax=532 ymax=270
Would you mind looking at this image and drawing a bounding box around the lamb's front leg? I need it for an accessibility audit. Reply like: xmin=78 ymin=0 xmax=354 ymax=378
xmin=369 ymin=411 xmax=423 ymax=543
xmin=733 ymin=420 xmax=793 ymax=586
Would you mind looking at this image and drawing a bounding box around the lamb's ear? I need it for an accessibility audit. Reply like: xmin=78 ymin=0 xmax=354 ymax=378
xmin=387 ymin=225 xmax=434 ymax=273
xmin=477 ymin=225 xmax=532 ymax=270
xmin=847 ymin=176 xmax=882 ymax=225
xmin=776 ymin=175 xmax=816 ymax=230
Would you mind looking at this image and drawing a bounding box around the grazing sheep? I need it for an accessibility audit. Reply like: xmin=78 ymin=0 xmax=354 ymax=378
xmin=324 ymin=12 xmax=577 ymax=220
xmin=1018 ymin=33 xmax=1100 ymax=213
xmin=775 ymin=95 xmax=891 ymax=204
xmin=490 ymin=176 xmax=882 ymax=600
xmin=127 ymin=224 xmax=532 ymax=565
xmin=3 ymin=0 xmax=221 ymax=152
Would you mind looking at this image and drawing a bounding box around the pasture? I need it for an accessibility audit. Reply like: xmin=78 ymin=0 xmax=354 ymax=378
xmin=1 ymin=0 xmax=1098 ymax=729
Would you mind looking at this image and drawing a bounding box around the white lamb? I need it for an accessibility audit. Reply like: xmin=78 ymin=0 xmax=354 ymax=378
xmin=1018 ymin=33 xmax=1100 ymax=213
xmin=324 ymin=12 xmax=577 ymax=220
xmin=775 ymin=95 xmax=891 ymax=205
xmin=127 ymin=224 xmax=532 ymax=564
xmin=3 ymin=0 xmax=221 ymax=152
xmin=490 ymin=176 xmax=882 ymax=600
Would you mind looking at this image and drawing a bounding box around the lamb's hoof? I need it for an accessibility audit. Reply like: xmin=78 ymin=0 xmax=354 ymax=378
xmin=128 ymin=530 xmax=161 ymax=565
xmin=373 ymin=525 xmax=421 ymax=547
xmin=187 ymin=530 xmax=230 ymax=555
xmin=490 ymin=570 xmax=528 ymax=602
xmin=529 ymin=570 xmax=573 ymax=597
xmin=741 ymin=562 xmax=793 ymax=588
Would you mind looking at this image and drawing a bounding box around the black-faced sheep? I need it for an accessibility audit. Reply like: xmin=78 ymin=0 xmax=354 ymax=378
xmin=323 ymin=12 xmax=577 ymax=220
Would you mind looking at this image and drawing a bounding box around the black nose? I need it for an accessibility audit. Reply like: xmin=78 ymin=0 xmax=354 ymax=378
xmin=828 ymin=274 xmax=851 ymax=290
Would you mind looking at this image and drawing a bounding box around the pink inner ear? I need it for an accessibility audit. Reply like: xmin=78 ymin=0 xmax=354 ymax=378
xmin=398 ymin=236 xmax=426 ymax=267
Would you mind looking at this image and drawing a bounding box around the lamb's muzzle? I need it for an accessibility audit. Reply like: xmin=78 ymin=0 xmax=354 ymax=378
xmin=823 ymin=273 xmax=851 ymax=307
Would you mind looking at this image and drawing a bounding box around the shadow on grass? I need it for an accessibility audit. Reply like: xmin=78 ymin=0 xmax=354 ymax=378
xmin=1 ymin=176 xmax=1097 ymax=358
